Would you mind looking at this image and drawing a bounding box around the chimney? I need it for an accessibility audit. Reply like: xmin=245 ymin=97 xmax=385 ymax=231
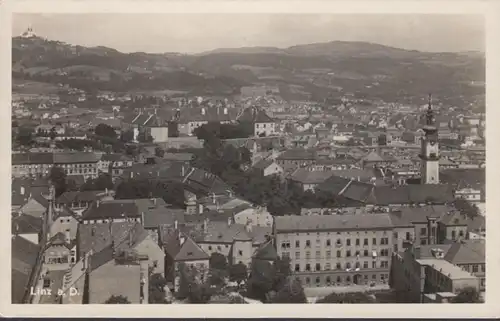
xmin=201 ymin=108 xmax=206 ymax=115
xmin=20 ymin=186 xmax=25 ymax=195
xmin=245 ymin=222 xmax=252 ymax=233
xmin=223 ymin=108 xmax=228 ymax=115
xmin=96 ymin=200 xmax=100 ymax=208
xmin=212 ymin=193 xmax=216 ymax=204
xmin=105 ymin=188 xmax=108 ymax=195
xmin=181 ymin=165 xmax=185 ymax=177
xmin=203 ymin=218 xmax=208 ymax=233
xmin=174 ymin=220 xmax=178 ymax=230
xmin=91 ymin=226 xmax=96 ymax=237
xmin=198 ymin=203 xmax=203 ymax=214
xmin=65 ymin=230 xmax=71 ymax=244
xmin=180 ymin=235 xmax=186 ymax=246
xmin=227 ymin=217 xmax=232 ymax=226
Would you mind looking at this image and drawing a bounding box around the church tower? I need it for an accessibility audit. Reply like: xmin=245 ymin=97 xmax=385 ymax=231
xmin=419 ymin=94 xmax=440 ymax=184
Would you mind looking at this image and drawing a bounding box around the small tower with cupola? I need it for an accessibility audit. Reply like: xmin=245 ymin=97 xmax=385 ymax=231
xmin=419 ymin=94 xmax=440 ymax=184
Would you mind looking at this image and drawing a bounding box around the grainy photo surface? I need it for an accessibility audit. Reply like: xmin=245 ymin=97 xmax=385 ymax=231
xmin=9 ymin=10 xmax=487 ymax=308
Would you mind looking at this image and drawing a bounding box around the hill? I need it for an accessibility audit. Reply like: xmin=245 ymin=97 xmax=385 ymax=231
xmin=12 ymin=36 xmax=485 ymax=105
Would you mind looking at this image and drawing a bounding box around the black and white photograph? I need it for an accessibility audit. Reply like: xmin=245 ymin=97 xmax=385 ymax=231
xmin=3 ymin=0 xmax=498 ymax=317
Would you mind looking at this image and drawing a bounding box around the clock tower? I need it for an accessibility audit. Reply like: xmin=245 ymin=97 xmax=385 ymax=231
xmin=419 ymin=94 xmax=440 ymax=184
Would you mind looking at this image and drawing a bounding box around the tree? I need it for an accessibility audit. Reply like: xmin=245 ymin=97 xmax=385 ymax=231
xmin=120 ymin=130 xmax=134 ymax=143
xmin=155 ymin=146 xmax=165 ymax=158
xmin=453 ymin=198 xmax=480 ymax=219
xmin=49 ymin=166 xmax=67 ymax=197
xmin=105 ymin=295 xmax=130 ymax=304
xmin=177 ymin=264 xmax=213 ymax=303
xmin=451 ymin=287 xmax=482 ymax=303
xmin=80 ymin=173 xmax=114 ymax=191
xmin=272 ymin=256 xmax=291 ymax=291
xmin=95 ymin=123 xmax=117 ymax=139
xmin=49 ymin=127 xmax=57 ymax=140
xmin=16 ymin=126 xmax=34 ymax=146
xmin=317 ymin=291 xmax=375 ymax=304
xmin=229 ymin=263 xmax=248 ymax=285
xmin=209 ymin=253 xmax=228 ymax=271
xmin=270 ymin=277 xmax=307 ymax=303
xmin=149 ymin=273 xmax=169 ymax=304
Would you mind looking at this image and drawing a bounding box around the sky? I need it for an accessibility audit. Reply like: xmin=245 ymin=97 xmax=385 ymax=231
xmin=12 ymin=14 xmax=485 ymax=54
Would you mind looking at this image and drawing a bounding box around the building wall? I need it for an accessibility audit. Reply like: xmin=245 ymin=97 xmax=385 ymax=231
xmin=50 ymin=216 xmax=79 ymax=241
xmin=254 ymin=122 xmax=275 ymax=137
xmin=234 ymin=208 xmax=273 ymax=227
xmin=443 ymin=225 xmax=468 ymax=242
xmin=392 ymin=227 xmax=415 ymax=253
xmin=150 ymin=127 xmax=169 ymax=143
xmin=231 ymin=239 xmax=253 ymax=267
xmin=390 ymin=252 xmax=426 ymax=303
xmin=19 ymin=232 xmax=39 ymax=245
xmin=275 ymin=228 xmax=394 ymax=288
xmin=58 ymin=162 xmax=99 ymax=179
xmin=133 ymin=236 xmax=166 ymax=276
xmin=199 ymin=242 xmax=232 ymax=258
xmin=44 ymin=244 xmax=71 ymax=271
xmin=89 ymin=261 xmax=141 ymax=304
xmin=263 ymin=163 xmax=283 ymax=176
xmin=458 ymin=263 xmax=486 ymax=291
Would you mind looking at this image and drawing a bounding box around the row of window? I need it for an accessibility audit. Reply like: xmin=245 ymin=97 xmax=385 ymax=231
xmin=294 ymin=260 xmax=390 ymax=272
xmin=282 ymin=248 xmax=391 ymax=259
xmin=281 ymin=237 xmax=390 ymax=249
xmin=303 ymin=273 xmax=390 ymax=285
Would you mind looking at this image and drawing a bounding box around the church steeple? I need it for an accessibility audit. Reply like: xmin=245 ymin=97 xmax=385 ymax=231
xmin=419 ymin=94 xmax=440 ymax=184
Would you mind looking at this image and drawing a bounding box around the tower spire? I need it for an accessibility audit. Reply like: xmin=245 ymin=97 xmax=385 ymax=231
xmin=425 ymin=93 xmax=435 ymax=127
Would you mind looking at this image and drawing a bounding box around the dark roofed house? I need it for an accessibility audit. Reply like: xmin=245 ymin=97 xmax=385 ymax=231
xmin=288 ymin=168 xmax=335 ymax=191
xmin=12 ymin=214 xmax=43 ymax=244
xmin=81 ymin=200 xmax=142 ymax=223
xmin=237 ymin=106 xmax=276 ymax=137
xmin=11 ymin=235 xmax=41 ymax=303
xmin=56 ymin=190 xmax=114 ymax=213
xmin=182 ymin=167 xmax=233 ymax=197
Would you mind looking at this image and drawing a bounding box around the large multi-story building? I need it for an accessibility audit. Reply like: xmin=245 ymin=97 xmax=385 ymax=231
xmin=273 ymin=214 xmax=395 ymax=288
xmin=12 ymin=152 xmax=101 ymax=179
xmin=390 ymin=243 xmax=481 ymax=303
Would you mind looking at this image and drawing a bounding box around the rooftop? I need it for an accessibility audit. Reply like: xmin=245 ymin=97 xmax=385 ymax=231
xmin=275 ymin=213 xmax=394 ymax=232
xmin=417 ymin=258 xmax=476 ymax=280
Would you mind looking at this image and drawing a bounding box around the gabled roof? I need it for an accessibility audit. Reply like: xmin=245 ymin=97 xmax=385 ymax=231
xmin=12 ymin=214 xmax=43 ymax=235
xmin=276 ymin=149 xmax=316 ymax=160
xmin=289 ymin=168 xmax=335 ymax=184
xmin=275 ymin=213 xmax=394 ymax=232
xmin=12 ymin=152 xmax=54 ymax=165
xmin=444 ymin=240 xmax=485 ymax=265
xmin=237 ymin=107 xmax=274 ymax=123
xmin=11 ymin=235 xmax=40 ymax=303
xmin=362 ymin=151 xmax=385 ymax=162
xmin=54 ymin=152 xmax=101 ymax=164
xmin=174 ymin=237 xmax=210 ymax=262
xmin=82 ymin=200 xmax=141 ymax=220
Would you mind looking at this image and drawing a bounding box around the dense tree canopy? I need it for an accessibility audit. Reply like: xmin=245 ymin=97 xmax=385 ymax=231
xmin=451 ymin=287 xmax=482 ymax=303
xmin=269 ymin=277 xmax=307 ymax=304
xmin=80 ymin=173 xmax=114 ymax=192
xmin=149 ymin=273 xmax=169 ymax=304
xmin=95 ymin=123 xmax=117 ymax=139
xmin=49 ymin=166 xmax=67 ymax=197
xmin=104 ymin=295 xmax=130 ymax=304
xmin=317 ymin=291 xmax=375 ymax=303
xmin=193 ymin=122 xmax=253 ymax=141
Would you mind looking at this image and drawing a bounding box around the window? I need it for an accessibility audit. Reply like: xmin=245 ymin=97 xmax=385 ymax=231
xmin=336 ymin=263 xmax=342 ymax=270
xmin=238 ymin=250 xmax=243 ymax=256
xmin=355 ymin=250 xmax=360 ymax=257
xmin=305 ymin=277 xmax=310 ymax=284
xmin=305 ymin=251 xmax=311 ymax=259
xmin=336 ymin=239 xmax=342 ymax=246
xmin=326 ymin=239 xmax=331 ymax=246
xmin=394 ymin=244 xmax=398 ymax=252
xmin=356 ymin=238 xmax=360 ymax=246
xmin=346 ymin=239 xmax=351 ymax=246
xmin=421 ymin=239 xmax=427 ymax=245
xmin=326 ymin=250 xmax=331 ymax=258
xmin=459 ymin=230 xmax=464 ymax=238
xmin=282 ymin=252 xmax=290 ymax=258
xmin=364 ymin=250 xmax=369 ymax=256
xmin=372 ymin=262 xmax=376 ymax=268
xmin=315 ymin=251 xmax=321 ymax=258
xmin=326 ymin=276 xmax=331 ymax=284
xmin=337 ymin=250 xmax=341 ymax=258
xmin=295 ymin=264 xmax=300 ymax=272
xmin=363 ymin=261 xmax=368 ymax=269
xmin=43 ymin=278 xmax=51 ymax=288
xmin=295 ymin=252 xmax=300 ymax=259
xmin=346 ymin=276 xmax=351 ymax=283
xmin=305 ymin=264 xmax=311 ymax=271
xmin=316 ymin=277 xmax=321 ymax=285
xmin=472 ymin=265 xmax=478 ymax=273
xmin=305 ymin=240 xmax=311 ymax=248
xmin=381 ymin=261 xmax=389 ymax=268
xmin=451 ymin=230 xmax=457 ymax=239
xmin=295 ymin=240 xmax=300 ymax=248
xmin=315 ymin=263 xmax=321 ymax=271
xmin=208 ymin=246 xmax=212 ymax=251
xmin=420 ymin=228 xmax=426 ymax=236
xmin=393 ymin=232 xmax=398 ymax=239
xmin=372 ymin=238 xmax=377 ymax=245
xmin=336 ymin=276 xmax=341 ymax=283
xmin=346 ymin=262 xmax=351 ymax=269
xmin=406 ymin=232 xmax=411 ymax=241
xmin=346 ymin=250 xmax=351 ymax=257
xmin=364 ymin=238 xmax=369 ymax=246
xmin=325 ymin=263 xmax=331 ymax=270
xmin=372 ymin=274 xmax=377 ymax=279
xmin=217 ymin=246 xmax=221 ymax=251
xmin=381 ymin=237 xmax=389 ymax=245
xmin=364 ymin=275 xmax=368 ymax=280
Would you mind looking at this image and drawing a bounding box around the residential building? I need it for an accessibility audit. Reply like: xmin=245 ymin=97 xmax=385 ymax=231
xmin=12 ymin=214 xmax=43 ymax=245
xmin=128 ymin=110 xmax=169 ymax=143
xmin=273 ymin=214 xmax=395 ymax=288
xmin=252 ymin=159 xmax=283 ymax=177
xmin=237 ymin=106 xmax=276 ymax=137
xmin=390 ymin=243 xmax=480 ymax=303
